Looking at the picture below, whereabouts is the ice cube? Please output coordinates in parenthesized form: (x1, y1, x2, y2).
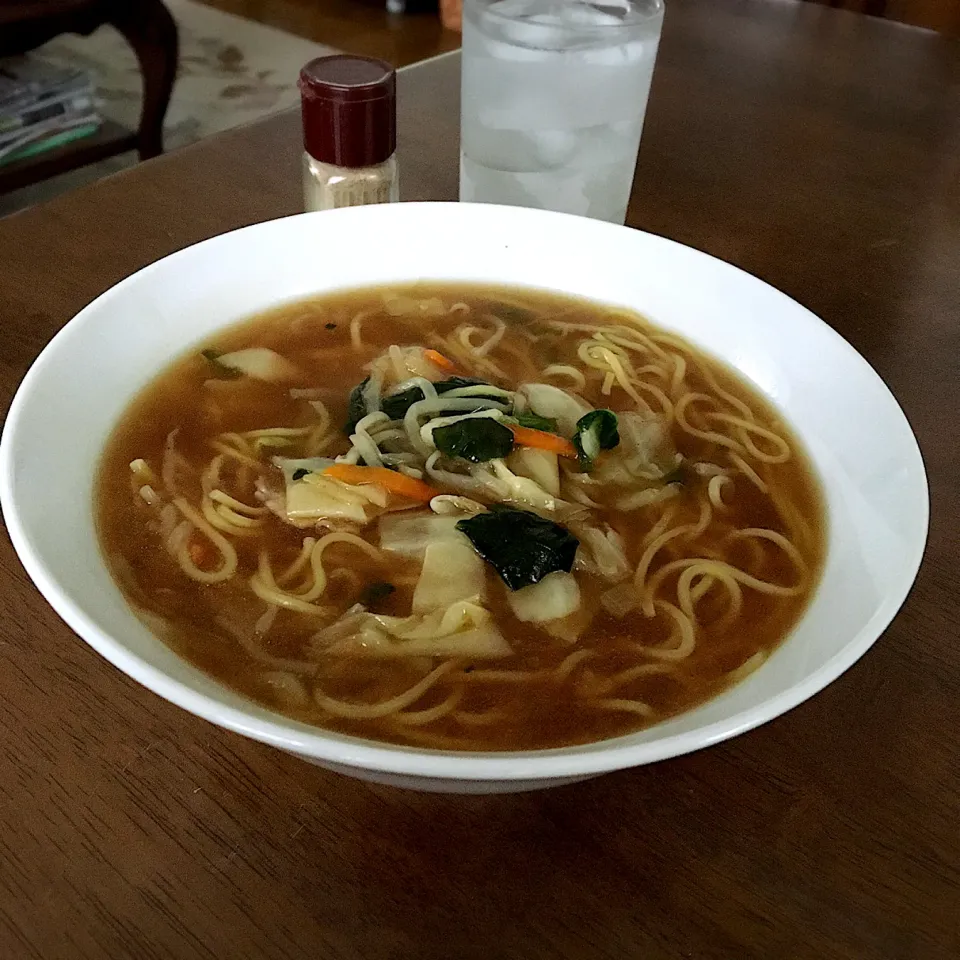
(531, 129, 579, 167)
(461, 123, 547, 172)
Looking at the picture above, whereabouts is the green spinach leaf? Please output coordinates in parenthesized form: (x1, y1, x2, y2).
(573, 409, 620, 469)
(380, 376, 499, 422)
(515, 411, 560, 433)
(344, 377, 370, 434)
(433, 418, 514, 463)
(456, 507, 580, 590)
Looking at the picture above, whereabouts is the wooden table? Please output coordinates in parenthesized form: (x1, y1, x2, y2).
(1, 2, 958, 957)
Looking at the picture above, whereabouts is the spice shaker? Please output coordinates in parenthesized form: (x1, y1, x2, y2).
(299, 55, 399, 211)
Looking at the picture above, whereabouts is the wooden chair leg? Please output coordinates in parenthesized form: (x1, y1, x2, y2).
(107, 0, 179, 160)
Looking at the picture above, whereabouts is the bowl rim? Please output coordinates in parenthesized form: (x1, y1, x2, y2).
(0, 203, 930, 782)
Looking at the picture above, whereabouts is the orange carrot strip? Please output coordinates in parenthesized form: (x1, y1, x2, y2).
(323, 463, 438, 502)
(424, 349, 458, 374)
(189, 538, 212, 568)
(509, 425, 578, 459)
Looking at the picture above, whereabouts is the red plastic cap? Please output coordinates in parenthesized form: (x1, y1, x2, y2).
(299, 55, 397, 168)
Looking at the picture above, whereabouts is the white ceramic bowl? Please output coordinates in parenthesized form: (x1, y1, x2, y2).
(0, 203, 928, 793)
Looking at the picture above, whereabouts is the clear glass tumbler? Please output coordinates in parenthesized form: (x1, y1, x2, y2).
(459, 0, 664, 224)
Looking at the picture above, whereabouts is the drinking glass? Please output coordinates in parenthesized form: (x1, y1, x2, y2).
(459, 0, 664, 224)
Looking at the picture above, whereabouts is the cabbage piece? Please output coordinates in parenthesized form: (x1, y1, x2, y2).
(329, 624, 510, 658)
(572, 523, 632, 583)
(320, 599, 511, 658)
(412, 537, 486, 613)
(519, 383, 591, 435)
(507, 447, 560, 497)
(489, 459, 561, 512)
(214, 348, 300, 382)
(542, 606, 592, 644)
(379, 512, 462, 557)
(285, 473, 384, 523)
(507, 571, 581, 623)
(617, 412, 679, 478)
(273, 457, 334, 483)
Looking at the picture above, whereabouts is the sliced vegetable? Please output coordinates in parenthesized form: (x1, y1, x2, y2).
(509, 424, 578, 459)
(344, 377, 371, 434)
(379, 513, 462, 556)
(456, 506, 579, 590)
(490, 460, 559, 512)
(328, 623, 511, 659)
(412, 538, 486, 613)
(323, 463, 438, 502)
(213, 348, 299, 382)
(433, 417, 514, 463)
(201, 348, 242, 379)
(520, 383, 591, 435)
(508, 447, 560, 498)
(515, 411, 559, 433)
(507, 571, 581, 623)
(424, 349, 458, 373)
(274, 456, 335, 484)
(573, 409, 620, 469)
(285, 473, 383, 523)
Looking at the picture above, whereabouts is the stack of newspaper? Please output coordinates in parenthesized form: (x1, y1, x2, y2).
(0, 57, 102, 167)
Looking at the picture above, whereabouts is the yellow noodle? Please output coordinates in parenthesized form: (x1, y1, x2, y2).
(633, 497, 711, 593)
(171, 497, 238, 584)
(249, 576, 335, 615)
(633, 600, 697, 661)
(580, 662, 674, 697)
(350, 309, 372, 351)
(585, 698, 655, 717)
(210, 439, 261, 468)
(674, 392, 751, 455)
(201, 498, 259, 537)
(459, 668, 546, 683)
(542, 364, 587, 389)
(726, 649, 768, 683)
(453, 708, 509, 727)
(277, 537, 318, 586)
(218, 431, 255, 455)
(729, 451, 768, 493)
(392, 689, 464, 726)
(708, 474, 733, 510)
(209, 489, 268, 516)
(642, 503, 678, 546)
(676, 563, 743, 626)
(669, 354, 687, 397)
(728, 528, 808, 580)
(314, 661, 456, 719)
(708, 413, 791, 464)
(553, 649, 598, 682)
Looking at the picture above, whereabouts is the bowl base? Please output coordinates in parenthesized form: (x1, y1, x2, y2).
(295, 753, 598, 793)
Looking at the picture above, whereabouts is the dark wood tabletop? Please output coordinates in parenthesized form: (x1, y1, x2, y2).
(1, 1, 958, 957)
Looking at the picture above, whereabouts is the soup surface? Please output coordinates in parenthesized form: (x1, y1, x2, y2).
(97, 284, 825, 751)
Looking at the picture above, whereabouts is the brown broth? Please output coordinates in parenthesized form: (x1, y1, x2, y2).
(97, 283, 826, 751)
